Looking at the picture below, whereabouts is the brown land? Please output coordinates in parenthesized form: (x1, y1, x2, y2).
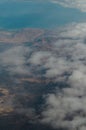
(0, 88, 14, 115)
(0, 28, 45, 43)
(21, 77, 54, 84)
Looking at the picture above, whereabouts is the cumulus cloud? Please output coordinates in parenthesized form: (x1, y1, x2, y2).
(0, 45, 31, 75)
(50, 0, 86, 12)
(29, 51, 51, 65)
(41, 71, 86, 129)
(2, 23, 86, 129)
(34, 23, 86, 130)
(41, 92, 86, 130)
(29, 23, 86, 80)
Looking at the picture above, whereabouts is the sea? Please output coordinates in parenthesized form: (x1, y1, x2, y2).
(0, 0, 86, 29)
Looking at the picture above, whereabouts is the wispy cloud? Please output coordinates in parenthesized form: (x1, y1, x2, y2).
(51, 0, 86, 12)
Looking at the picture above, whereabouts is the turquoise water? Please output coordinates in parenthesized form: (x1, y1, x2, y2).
(0, 1, 86, 29)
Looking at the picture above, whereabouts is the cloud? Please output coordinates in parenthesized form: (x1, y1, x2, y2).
(2, 23, 86, 129)
(29, 51, 51, 65)
(36, 23, 86, 130)
(29, 24, 86, 80)
(41, 68, 86, 129)
(50, 0, 86, 12)
(0, 45, 31, 75)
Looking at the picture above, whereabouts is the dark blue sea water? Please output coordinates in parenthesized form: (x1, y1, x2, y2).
(0, 1, 86, 29)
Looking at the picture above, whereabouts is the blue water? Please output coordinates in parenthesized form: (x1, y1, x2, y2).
(0, 1, 86, 29)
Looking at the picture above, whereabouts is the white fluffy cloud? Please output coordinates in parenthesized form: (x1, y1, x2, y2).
(0, 45, 31, 75)
(35, 23, 86, 130)
(51, 0, 86, 12)
(29, 23, 86, 81)
(2, 23, 86, 129)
